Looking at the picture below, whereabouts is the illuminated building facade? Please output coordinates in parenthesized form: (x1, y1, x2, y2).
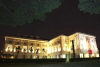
(2, 32, 99, 59)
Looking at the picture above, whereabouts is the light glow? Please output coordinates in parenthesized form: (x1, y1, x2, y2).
(84, 53, 89, 58)
(91, 54, 95, 57)
(63, 47, 67, 51)
(80, 53, 83, 58)
(5, 48, 8, 52)
(4, 32, 99, 59)
(54, 46, 57, 52)
(29, 50, 30, 53)
(38, 50, 40, 53)
(96, 54, 99, 57)
(10, 56, 14, 59)
(10, 49, 12, 52)
(21, 49, 23, 52)
(61, 54, 66, 58)
(58, 47, 61, 51)
(47, 47, 51, 54)
(67, 48, 71, 52)
(32, 50, 34, 53)
(14, 49, 16, 52)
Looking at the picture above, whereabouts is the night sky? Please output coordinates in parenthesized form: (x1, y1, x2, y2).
(0, 0, 100, 50)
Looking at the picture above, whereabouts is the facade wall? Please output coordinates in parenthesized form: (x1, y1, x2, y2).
(78, 33, 99, 58)
(2, 32, 99, 59)
(4, 37, 49, 59)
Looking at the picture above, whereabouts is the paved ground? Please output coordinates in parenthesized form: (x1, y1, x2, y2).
(0, 61, 100, 67)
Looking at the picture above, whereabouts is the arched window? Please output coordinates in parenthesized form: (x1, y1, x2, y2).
(7, 39, 13, 44)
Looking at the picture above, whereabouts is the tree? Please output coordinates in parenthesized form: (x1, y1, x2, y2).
(78, 0, 100, 14)
(0, 0, 61, 26)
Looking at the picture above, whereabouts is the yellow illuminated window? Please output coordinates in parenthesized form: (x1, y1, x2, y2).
(91, 54, 95, 57)
(67, 48, 71, 52)
(61, 54, 66, 58)
(14, 48, 16, 52)
(80, 53, 83, 58)
(58, 47, 61, 51)
(5, 48, 8, 52)
(84, 53, 89, 58)
(96, 54, 99, 57)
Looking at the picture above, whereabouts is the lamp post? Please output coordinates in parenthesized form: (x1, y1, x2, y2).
(66, 48, 71, 62)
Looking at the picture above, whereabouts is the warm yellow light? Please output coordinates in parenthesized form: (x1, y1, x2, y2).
(63, 47, 67, 51)
(25, 50, 27, 53)
(11, 56, 14, 59)
(21, 49, 23, 52)
(80, 40, 88, 50)
(61, 54, 66, 58)
(80, 53, 83, 58)
(84, 53, 89, 58)
(67, 48, 71, 52)
(47, 47, 52, 54)
(32, 50, 34, 53)
(54, 47, 57, 52)
(29, 50, 30, 53)
(91, 54, 95, 57)
(5, 48, 8, 52)
(21, 49, 27, 53)
(10, 49, 12, 52)
(58, 47, 61, 51)
(51, 47, 54, 53)
(39, 50, 40, 53)
(47, 51, 51, 54)
(5, 48, 12, 52)
(96, 54, 99, 57)
(14, 49, 16, 52)
(5, 33, 99, 59)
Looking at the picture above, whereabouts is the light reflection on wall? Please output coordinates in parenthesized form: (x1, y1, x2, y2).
(4, 32, 99, 59)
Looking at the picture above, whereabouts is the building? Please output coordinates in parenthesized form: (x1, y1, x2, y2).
(2, 32, 99, 59)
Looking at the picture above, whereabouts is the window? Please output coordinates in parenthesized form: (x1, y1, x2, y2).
(29, 47, 33, 53)
(84, 53, 89, 58)
(96, 54, 99, 57)
(80, 53, 84, 58)
(37, 44, 40, 46)
(23, 42, 27, 45)
(42, 48, 45, 52)
(8, 40, 13, 44)
(61, 54, 66, 58)
(36, 49, 40, 54)
(30, 43, 33, 46)
(22, 46, 27, 53)
(24, 49, 26, 52)
(16, 46, 21, 52)
(15, 41, 20, 45)
(58, 47, 61, 51)
(5, 45, 13, 52)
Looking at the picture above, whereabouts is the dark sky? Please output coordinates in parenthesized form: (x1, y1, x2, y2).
(0, 0, 100, 50)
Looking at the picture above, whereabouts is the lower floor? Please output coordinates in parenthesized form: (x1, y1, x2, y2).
(1, 52, 99, 59)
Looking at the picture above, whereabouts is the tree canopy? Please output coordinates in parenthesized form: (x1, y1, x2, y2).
(78, 0, 100, 14)
(0, 0, 100, 26)
(0, 0, 61, 26)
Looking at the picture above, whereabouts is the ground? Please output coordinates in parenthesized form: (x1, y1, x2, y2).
(0, 60, 100, 67)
